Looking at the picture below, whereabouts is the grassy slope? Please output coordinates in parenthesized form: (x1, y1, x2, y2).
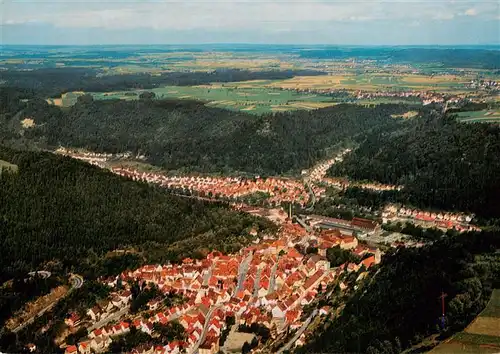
(432, 289, 500, 353)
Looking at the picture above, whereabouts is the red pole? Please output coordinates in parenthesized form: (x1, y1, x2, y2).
(439, 292, 448, 316)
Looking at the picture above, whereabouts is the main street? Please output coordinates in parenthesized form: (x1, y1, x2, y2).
(189, 304, 224, 354)
(87, 306, 130, 333)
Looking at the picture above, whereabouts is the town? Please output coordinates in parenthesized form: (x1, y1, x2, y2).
(61, 206, 382, 354)
(47, 148, 479, 354)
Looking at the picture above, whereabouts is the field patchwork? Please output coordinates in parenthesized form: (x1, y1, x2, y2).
(432, 289, 500, 353)
(52, 85, 337, 114)
(456, 110, 500, 123)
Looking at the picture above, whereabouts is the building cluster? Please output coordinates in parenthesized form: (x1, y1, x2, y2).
(112, 167, 324, 207)
(55, 147, 148, 168)
(354, 90, 449, 104)
(382, 204, 480, 232)
(64, 221, 382, 354)
(303, 214, 381, 236)
(467, 79, 498, 90)
(322, 177, 403, 192)
(305, 149, 351, 182)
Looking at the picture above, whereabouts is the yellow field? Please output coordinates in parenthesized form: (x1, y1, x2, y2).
(21, 118, 35, 128)
(466, 317, 500, 337)
(432, 290, 500, 353)
(259, 73, 472, 92)
(391, 111, 419, 119)
(287, 101, 337, 109)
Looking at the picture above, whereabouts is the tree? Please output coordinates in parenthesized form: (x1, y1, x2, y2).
(139, 91, 156, 100)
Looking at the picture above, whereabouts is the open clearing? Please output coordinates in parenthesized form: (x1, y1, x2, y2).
(391, 111, 419, 119)
(0, 159, 18, 173)
(431, 289, 500, 353)
(456, 110, 500, 123)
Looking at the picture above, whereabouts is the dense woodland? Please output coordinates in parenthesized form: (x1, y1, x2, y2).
(328, 114, 500, 218)
(0, 89, 410, 175)
(300, 230, 500, 354)
(0, 148, 274, 283)
(0, 68, 323, 97)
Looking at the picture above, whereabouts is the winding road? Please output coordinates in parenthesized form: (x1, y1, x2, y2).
(12, 273, 84, 333)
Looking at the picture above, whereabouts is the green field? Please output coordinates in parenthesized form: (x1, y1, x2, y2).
(0, 159, 18, 173)
(432, 289, 500, 353)
(91, 85, 337, 114)
(456, 110, 500, 123)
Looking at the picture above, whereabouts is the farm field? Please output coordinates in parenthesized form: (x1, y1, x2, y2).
(431, 289, 500, 353)
(62, 86, 337, 114)
(46, 91, 86, 106)
(222, 73, 474, 93)
(456, 110, 500, 123)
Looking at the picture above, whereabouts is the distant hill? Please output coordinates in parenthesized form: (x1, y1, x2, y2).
(298, 47, 500, 69)
(327, 114, 500, 219)
(0, 89, 410, 175)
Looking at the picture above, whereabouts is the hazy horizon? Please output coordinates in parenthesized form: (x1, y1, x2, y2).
(1, 0, 499, 46)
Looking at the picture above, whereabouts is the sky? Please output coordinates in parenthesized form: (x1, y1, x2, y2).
(0, 0, 499, 45)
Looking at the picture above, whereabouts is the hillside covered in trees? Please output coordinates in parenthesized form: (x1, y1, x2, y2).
(0, 89, 410, 175)
(0, 148, 274, 283)
(300, 230, 500, 354)
(0, 68, 323, 97)
(328, 114, 500, 218)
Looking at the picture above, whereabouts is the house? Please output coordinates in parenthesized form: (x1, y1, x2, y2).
(120, 290, 133, 303)
(65, 345, 78, 354)
(319, 306, 331, 316)
(90, 337, 110, 352)
(271, 303, 287, 318)
(295, 333, 307, 347)
(148, 299, 160, 311)
(65, 312, 81, 327)
(86, 306, 102, 322)
(351, 218, 380, 233)
(339, 235, 358, 250)
(78, 341, 91, 354)
(199, 336, 219, 354)
(97, 299, 114, 314)
(132, 343, 154, 354)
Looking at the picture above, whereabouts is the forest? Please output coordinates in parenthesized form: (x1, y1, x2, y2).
(300, 230, 500, 354)
(0, 147, 275, 334)
(0, 146, 274, 282)
(328, 114, 500, 219)
(0, 68, 323, 97)
(0, 89, 410, 175)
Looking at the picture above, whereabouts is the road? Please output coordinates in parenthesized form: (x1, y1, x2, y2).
(236, 253, 252, 294)
(268, 261, 279, 294)
(253, 267, 262, 297)
(276, 309, 318, 354)
(87, 306, 130, 333)
(304, 179, 316, 211)
(12, 273, 84, 333)
(189, 304, 224, 354)
(28, 271, 52, 279)
(69, 274, 84, 289)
